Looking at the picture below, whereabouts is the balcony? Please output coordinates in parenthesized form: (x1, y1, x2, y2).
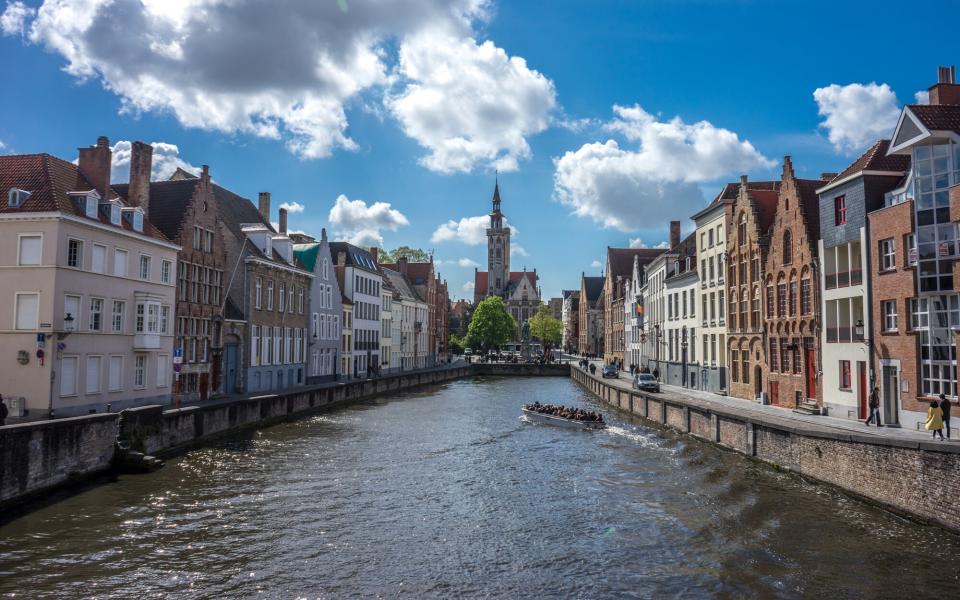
(134, 333, 161, 350)
(825, 326, 866, 343)
(825, 269, 863, 290)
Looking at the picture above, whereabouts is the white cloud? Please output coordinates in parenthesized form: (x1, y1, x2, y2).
(553, 104, 774, 232)
(279, 201, 305, 214)
(431, 214, 522, 246)
(0, 1, 34, 36)
(387, 28, 555, 173)
(629, 238, 669, 249)
(457, 257, 480, 267)
(590, 260, 603, 268)
(328, 194, 409, 247)
(813, 82, 901, 153)
(512, 243, 528, 257)
(914, 90, 930, 105)
(109, 140, 200, 183)
(8, 0, 502, 161)
(463, 281, 475, 292)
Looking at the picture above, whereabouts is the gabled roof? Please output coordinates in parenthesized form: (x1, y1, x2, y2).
(582, 276, 604, 302)
(796, 178, 825, 243)
(665, 232, 698, 282)
(4, 153, 169, 241)
(113, 178, 198, 241)
(909, 104, 960, 133)
(330, 242, 380, 274)
(382, 267, 423, 303)
(750, 188, 781, 233)
(473, 270, 536, 295)
(606, 247, 663, 279)
(818, 140, 911, 194)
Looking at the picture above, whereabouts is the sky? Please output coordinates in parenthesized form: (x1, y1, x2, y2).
(1, 0, 957, 300)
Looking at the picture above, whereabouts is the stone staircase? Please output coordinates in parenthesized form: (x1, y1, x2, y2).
(792, 399, 821, 416)
(113, 412, 164, 474)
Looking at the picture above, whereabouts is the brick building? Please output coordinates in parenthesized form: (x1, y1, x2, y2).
(578, 273, 604, 355)
(379, 256, 448, 366)
(114, 150, 226, 402)
(603, 246, 663, 365)
(761, 158, 830, 411)
(562, 290, 579, 354)
(726, 176, 780, 401)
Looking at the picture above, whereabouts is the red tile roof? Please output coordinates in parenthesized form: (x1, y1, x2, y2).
(827, 140, 911, 185)
(473, 270, 537, 296)
(1, 153, 169, 241)
(606, 247, 663, 279)
(908, 104, 960, 133)
(751, 188, 781, 233)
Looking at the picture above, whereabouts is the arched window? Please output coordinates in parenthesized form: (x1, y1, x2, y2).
(783, 230, 793, 265)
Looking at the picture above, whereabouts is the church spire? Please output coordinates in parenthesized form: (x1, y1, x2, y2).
(492, 172, 501, 213)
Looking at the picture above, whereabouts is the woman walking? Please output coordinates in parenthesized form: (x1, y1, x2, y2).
(926, 400, 945, 441)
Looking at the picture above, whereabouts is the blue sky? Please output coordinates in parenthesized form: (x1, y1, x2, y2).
(1, 0, 956, 300)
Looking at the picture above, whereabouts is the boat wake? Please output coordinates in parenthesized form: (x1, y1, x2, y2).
(603, 425, 661, 447)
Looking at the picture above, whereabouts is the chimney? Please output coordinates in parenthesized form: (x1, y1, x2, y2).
(78, 136, 112, 200)
(928, 65, 960, 105)
(782, 155, 794, 178)
(370, 247, 379, 264)
(278, 207, 288, 234)
(398, 256, 409, 275)
(669, 220, 681, 249)
(128, 141, 153, 218)
(258, 192, 271, 223)
(337, 251, 346, 267)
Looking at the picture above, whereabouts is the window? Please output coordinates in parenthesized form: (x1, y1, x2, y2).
(782, 230, 792, 265)
(134, 355, 146, 389)
(740, 289, 747, 330)
(741, 350, 750, 384)
(86, 356, 101, 394)
(114, 249, 128, 277)
(298, 288, 305, 314)
(312, 313, 319, 338)
(789, 281, 797, 317)
(15, 292, 39, 330)
(792, 337, 801, 374)
(267, 281, 274, 310)
(839, 360, 851, 389)
(800, 279, 811, 315)
(90, 243, 106, 273)
(157, 355, 169, 387)
(18, 234, 42, 266)
(205, 230, 214, 253)
(160, 305, 170, 335)
(738, 214, 746, 246)
(8, 187, 30, 208)
(255, 277, 262, 309)
(60, 355, 78, 396)
(323, 258, 329, 280)
(731, 350, 739, 382)
(89, 298, 103, 332)
(108, 355, 123, 391)
(910, 298, 929, 330)
(278, 284, 286, 312)
(161, 260, 173, 284)
(708, 228, 715, 247)
(136, 302, 160, 334)
(193, 226, 202, 250)
(834, 195, 847, 225)
(107, 300, 123, 333)
(770, 337, 779, 372)
(139, 255, 151, 280)
(882, 300, 898, 332)
(880, 239, 895, 271)
(67, 239, 83, 268)
(766, 285, 774, 318)
(751, 288, 760, 328)
(777, 283, 786, 318)
(252, 325, 261, 366)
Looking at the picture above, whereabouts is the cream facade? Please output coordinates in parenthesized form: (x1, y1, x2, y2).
(693, 199, 729, 393)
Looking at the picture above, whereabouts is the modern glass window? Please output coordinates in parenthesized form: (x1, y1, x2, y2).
(114, 248, 128, 277)
(880, 238, 896, 271)
(15, 292, 39, 330)
(91, 244, 106, 273)
(67, 239, 83, 268)
(834, 195, 847, 225)
(18, 234, 42, 266)
(882, 300, 898, 332)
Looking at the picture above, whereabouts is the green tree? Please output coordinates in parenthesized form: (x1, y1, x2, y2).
(380, 246, 430, 263)
(465, 296, 516, 352)
(528, 303, 563, 349)
(448, 333, 465, 355)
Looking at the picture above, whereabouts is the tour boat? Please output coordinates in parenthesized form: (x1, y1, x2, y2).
(521, 408, 606, 430)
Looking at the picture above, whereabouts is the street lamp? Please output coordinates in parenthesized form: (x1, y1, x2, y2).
(854, 319, 865, 339)
(681, 325, 688, 388)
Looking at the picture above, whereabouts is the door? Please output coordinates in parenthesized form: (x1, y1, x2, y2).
(199, 372, 209, 401)
(224, 343, 237, 395)
(857, 361, 867, 419)
(882, 366, 900, 426)
(804, 340, 816, 400)
(770, 381, 779, 406)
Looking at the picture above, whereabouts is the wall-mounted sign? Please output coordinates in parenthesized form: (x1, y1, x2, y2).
(40, 323, 52, 329)
(16, 350, 29, 365)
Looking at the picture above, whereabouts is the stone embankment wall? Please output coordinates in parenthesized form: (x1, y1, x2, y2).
(0, 365, 469, 512)
(470, 363, 570, 377)
(571, 367, 960, 533)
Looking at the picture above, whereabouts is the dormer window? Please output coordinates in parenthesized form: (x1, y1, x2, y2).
(133, 211, 143, 232)
(121, 207, 145, 233)
(86, 195, 98, 219)
(8, 188, 30, 208)
(111, 204, 121, 226)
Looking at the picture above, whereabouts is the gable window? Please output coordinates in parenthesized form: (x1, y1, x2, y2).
(834, 195, 847, 226)
(85, 195, 98, 219)
(132, 211, 143, 232)
(800, 279, 812, 315)
(880, 238, 896, 271)
(67, 239, 83, 268)
(738, 215, 746, 247)
(782, 230, 793, 265)
(18, 234, 42, 266)
(323, 258, 329, 280)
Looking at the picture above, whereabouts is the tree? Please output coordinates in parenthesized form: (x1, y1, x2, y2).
(448, 333, 465, 355)
(528, 303, 563, 349)
(380, 246, 430, 263)
(465, 296, 516, 352)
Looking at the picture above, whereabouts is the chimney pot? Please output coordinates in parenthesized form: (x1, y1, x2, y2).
(928, 65, 960, 105)
(128, 141, 153, 219)
(258, 192, 271, 223)
(278, 207, 288, 234)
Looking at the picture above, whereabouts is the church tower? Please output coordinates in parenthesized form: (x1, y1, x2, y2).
(486, 178, 511, 297)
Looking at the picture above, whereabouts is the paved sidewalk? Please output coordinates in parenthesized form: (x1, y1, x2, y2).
(580, 359, 956, 445)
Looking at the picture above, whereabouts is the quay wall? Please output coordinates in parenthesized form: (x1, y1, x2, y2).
(0, 365, 469, 512)
(570, 366, 960, 533)
(470, 363, 570, 377)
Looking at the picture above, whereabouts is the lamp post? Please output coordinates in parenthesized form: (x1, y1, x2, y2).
(681, 325, 688, 388)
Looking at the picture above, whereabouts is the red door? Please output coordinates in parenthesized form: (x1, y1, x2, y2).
(804, 342, 816, 400)
(857, 361, 867, 419)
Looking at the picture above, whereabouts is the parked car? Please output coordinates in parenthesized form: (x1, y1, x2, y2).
(601, 365, 619, 379)
(633, 373, 660, 393)
(464, 348, 473, 356)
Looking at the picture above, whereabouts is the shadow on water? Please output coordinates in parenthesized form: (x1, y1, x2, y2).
(1, 376, 959, 599)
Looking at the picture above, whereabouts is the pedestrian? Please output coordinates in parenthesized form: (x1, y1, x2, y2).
(926, 400, 945, 441)
(864, 386, 882, 427)
(0, 394, 7, 426)
(652, 366, 660, 382)
(939, 394, 952, 440)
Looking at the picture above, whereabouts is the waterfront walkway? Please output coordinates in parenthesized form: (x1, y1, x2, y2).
(582, 359, 957, 446)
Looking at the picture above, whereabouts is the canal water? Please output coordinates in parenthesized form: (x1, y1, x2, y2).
(2, 377, 959, 599)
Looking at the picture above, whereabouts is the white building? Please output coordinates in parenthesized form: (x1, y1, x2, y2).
(662, 233, 700, 388)
(330, 242, 382, 378)
(692, 190, 732, 393)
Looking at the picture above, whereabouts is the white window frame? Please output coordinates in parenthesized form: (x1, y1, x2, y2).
(139, 254, 152, 281)
(67, 238, 84, 269)
(882, 300, 898, 332)
(60, 354, 79, 397)
(14, 292, 40, 330)
(161, 259, 173, 284)
(267, 281, 274, 310)
(252, 325, 261, 367)
(17, 233, 43, 266)
(114, 248, 128, 277)
(880, 238, 896, 271)
(134, 354, 146, 389)
(91, 243, 107, 274)
(85, 355, 102, 394)
(108, 354, 124, 392)
(157, 354, 169, 387)
(111, 300, 125, 333)
(89, 297, 104, 332)
(255, 277, 262, 309)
